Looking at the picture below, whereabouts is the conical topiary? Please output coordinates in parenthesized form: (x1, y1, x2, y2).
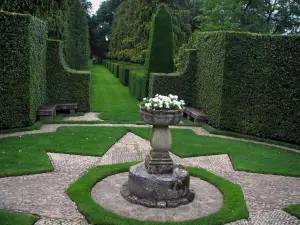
(145, 4, 175, 92)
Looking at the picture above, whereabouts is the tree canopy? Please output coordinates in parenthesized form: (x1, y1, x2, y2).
(193, 0, 300, 34)
(106, 0, 192, 63)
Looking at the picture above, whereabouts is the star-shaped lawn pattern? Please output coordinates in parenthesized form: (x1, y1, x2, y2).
(0, 132, 299, 225)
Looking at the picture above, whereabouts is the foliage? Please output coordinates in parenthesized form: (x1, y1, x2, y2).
(193, 0, 300, 34)
(284, 204, 300, 219)
(144, 4, 175, 97)
(65, 0, 90, 70)
(0, 210, 38, 225)
(91, 65, 142, 121)
(89, 0, 122, 60)
(149, 49, 197, 104)
(68, 162, 248, 225)
(107, 0, 191, 63)
(46, 39, 91, 112)
(105, 60, 147, 101)
(186, 31, 300, 145)
(0, 0, 69, 39)
(0, 12, 47, 129)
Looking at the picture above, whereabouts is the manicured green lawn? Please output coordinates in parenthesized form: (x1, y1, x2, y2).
(0, 127, 128, 177)
(0, 141, 53, 177)
(0, 210, 38, 225)
(1, 127, 300, 177)
(130, 128, 300, 177)
(284, 204, 300, 219)
(67, 162, 248, 225)
(91, 65, 142, 121)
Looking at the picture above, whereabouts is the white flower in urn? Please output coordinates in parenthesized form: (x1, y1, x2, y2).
(140, 94, 185, 111)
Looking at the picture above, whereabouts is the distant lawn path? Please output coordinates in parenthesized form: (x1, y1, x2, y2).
(91, 65, 141, 122)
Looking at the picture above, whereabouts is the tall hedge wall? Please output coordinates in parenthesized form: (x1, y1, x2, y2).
(188, 32, 227, 125)
(188, 31, 300, 144)
(65, 0, 90, 70)
(0, 12, 47, 129)
(149, 49, 197, 105)
(46, 39, 91, 112)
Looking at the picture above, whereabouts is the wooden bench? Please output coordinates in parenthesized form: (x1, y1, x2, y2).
(38, 103, 77, 120)
(183, 107, 208, 123)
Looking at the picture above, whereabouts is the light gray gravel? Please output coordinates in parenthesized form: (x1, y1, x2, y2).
(63, 112, 102, 121)
(0, 131, 299, 225)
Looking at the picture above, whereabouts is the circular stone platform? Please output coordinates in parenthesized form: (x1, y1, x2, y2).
(91, 172, 224, 222)
(122, 162, 195, 208)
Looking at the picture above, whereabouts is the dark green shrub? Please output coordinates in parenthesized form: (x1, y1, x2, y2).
(119, 67, 130, 86)
(149, 49, 197, 105)
(0, 12, 47, 129)
(188, 31, 300, 144)
(65, 0, 90, 70)
(105, 60, 146, 100)
(113, 64, 119, 78)
(46, 39, 91, 112)
(144, 4, 175, 87)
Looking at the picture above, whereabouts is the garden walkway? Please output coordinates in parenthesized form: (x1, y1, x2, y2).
(0, 127, 299, 225)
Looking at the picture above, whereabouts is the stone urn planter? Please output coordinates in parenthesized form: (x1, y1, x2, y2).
(140, 108, 183, 174)
(120, 96, 195, 208)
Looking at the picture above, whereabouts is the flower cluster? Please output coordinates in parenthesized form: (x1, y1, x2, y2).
(140, 94, 185, 110)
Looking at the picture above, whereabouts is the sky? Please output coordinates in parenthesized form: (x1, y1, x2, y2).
(90, 0, 105, 15)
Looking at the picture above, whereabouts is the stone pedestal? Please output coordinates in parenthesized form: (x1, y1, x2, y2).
(120, 108, 195, 208)
(121, 163, 195, 208)
(145, 125, 173, 174)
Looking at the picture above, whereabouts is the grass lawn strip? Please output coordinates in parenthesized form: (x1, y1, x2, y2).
(0, 146, 53, 177)
(1, 127, 300, 177)
(91, 65, 141, 122)
(284, 204, 300, 219)
(0, 127, 128, 177)
(67, 162, 248, 225)
(200, 123, 300, 151)
(129, 128, 300, 177)
(0, 210, 38, 225)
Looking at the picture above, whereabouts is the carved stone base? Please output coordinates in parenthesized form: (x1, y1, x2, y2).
(121, 162, 195, 208)
(145, 150, 173, 174)
(121, 182, 195, 208)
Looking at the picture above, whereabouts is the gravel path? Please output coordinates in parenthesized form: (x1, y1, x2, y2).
(63, 112, 102, 121)
(0, 131, 299, 224)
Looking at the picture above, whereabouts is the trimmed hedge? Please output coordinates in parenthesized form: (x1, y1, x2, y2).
(65, 0, 90, 70)
(0, 11, 47, 129)
(46, 39, 91, 112)
(149, 49, 197, 105)
(144, 4, 175, 96)
(104, 60, 147, 101)
(187, 31, 300, 145)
